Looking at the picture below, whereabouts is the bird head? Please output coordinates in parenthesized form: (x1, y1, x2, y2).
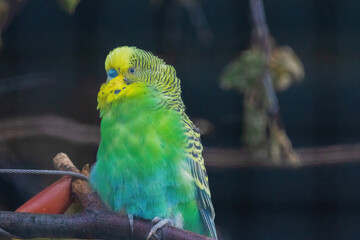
(97, 46, 182, 112)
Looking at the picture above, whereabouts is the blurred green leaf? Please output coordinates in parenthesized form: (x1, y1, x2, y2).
(57, 0, 81, 14)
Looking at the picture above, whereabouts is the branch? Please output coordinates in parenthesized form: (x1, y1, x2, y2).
(204, 143, 360, 168)
(248, 0, 300, 165)
(0, 210, 210, 240)
(53, 152, 104, 211)
(1, 116, 360, 167)
(250, 0, 278, 115)
(0, 115, 99, 143)
(0, 153, 212, 239)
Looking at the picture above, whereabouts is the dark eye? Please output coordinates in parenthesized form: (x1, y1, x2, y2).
(107, 68, 118, 80)
(128, 67, 136, 74)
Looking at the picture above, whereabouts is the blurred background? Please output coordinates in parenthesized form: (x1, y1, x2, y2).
(1, 0, 360, 239)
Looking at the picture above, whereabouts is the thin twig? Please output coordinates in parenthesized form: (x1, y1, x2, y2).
(53, 152, 104, 211)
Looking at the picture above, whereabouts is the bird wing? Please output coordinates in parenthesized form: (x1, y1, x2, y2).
(183, 114, 217, 239)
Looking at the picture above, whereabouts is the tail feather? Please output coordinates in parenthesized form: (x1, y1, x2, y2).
(199, 208, 218, 239)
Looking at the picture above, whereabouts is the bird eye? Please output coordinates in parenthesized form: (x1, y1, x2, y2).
(107, 68, 118, 80)
(128, 67, 136, 74)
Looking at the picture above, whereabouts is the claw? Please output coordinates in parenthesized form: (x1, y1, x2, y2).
(151, 217, 162, 224)
(146, 218, 173, 240)
(128, 214, 134, 235)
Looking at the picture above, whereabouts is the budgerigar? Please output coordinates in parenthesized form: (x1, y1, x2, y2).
(89, 46, 217, 239)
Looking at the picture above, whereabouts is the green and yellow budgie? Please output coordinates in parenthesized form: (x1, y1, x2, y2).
(89, 46, 217, 239)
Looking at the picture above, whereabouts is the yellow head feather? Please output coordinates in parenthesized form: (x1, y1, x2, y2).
(105, 46, 134, 73)
(99, 46, 184, 114)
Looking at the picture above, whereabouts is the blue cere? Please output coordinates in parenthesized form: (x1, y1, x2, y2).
(107, 68, 118, 80)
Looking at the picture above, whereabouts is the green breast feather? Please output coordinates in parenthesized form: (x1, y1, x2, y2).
(89, 46, 217, 239)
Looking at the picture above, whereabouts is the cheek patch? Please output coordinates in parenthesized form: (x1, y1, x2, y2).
(114, 89, 121, 94)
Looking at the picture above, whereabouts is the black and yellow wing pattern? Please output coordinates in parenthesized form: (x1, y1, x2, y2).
(183, 114, 217, 239)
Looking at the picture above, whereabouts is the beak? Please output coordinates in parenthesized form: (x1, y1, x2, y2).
(107, 73, 122, 83)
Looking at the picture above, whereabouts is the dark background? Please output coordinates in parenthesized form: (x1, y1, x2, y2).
(1, 0, 360, 239)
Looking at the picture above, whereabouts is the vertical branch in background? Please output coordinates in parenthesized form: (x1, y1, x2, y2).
(182, 0, 213, 46)
(220, 0, 304, 166)
(249, 0, 299, 165)
(250, 0, 278, 115)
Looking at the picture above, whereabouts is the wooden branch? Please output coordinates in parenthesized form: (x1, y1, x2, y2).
(53, 152, 104, 210)
(250, 0, 278, 114)
(0, 153, 212, 239)
(0, 210, 210, 240)
(0, 115, 99, 144)
(248, 0, 300, 165)
(1, 115, 360, 167)
(204, 143, 360, 168)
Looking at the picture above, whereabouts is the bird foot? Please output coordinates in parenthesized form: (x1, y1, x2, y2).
(128, 214, 134, 235)
(146, 217, 173, 240)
